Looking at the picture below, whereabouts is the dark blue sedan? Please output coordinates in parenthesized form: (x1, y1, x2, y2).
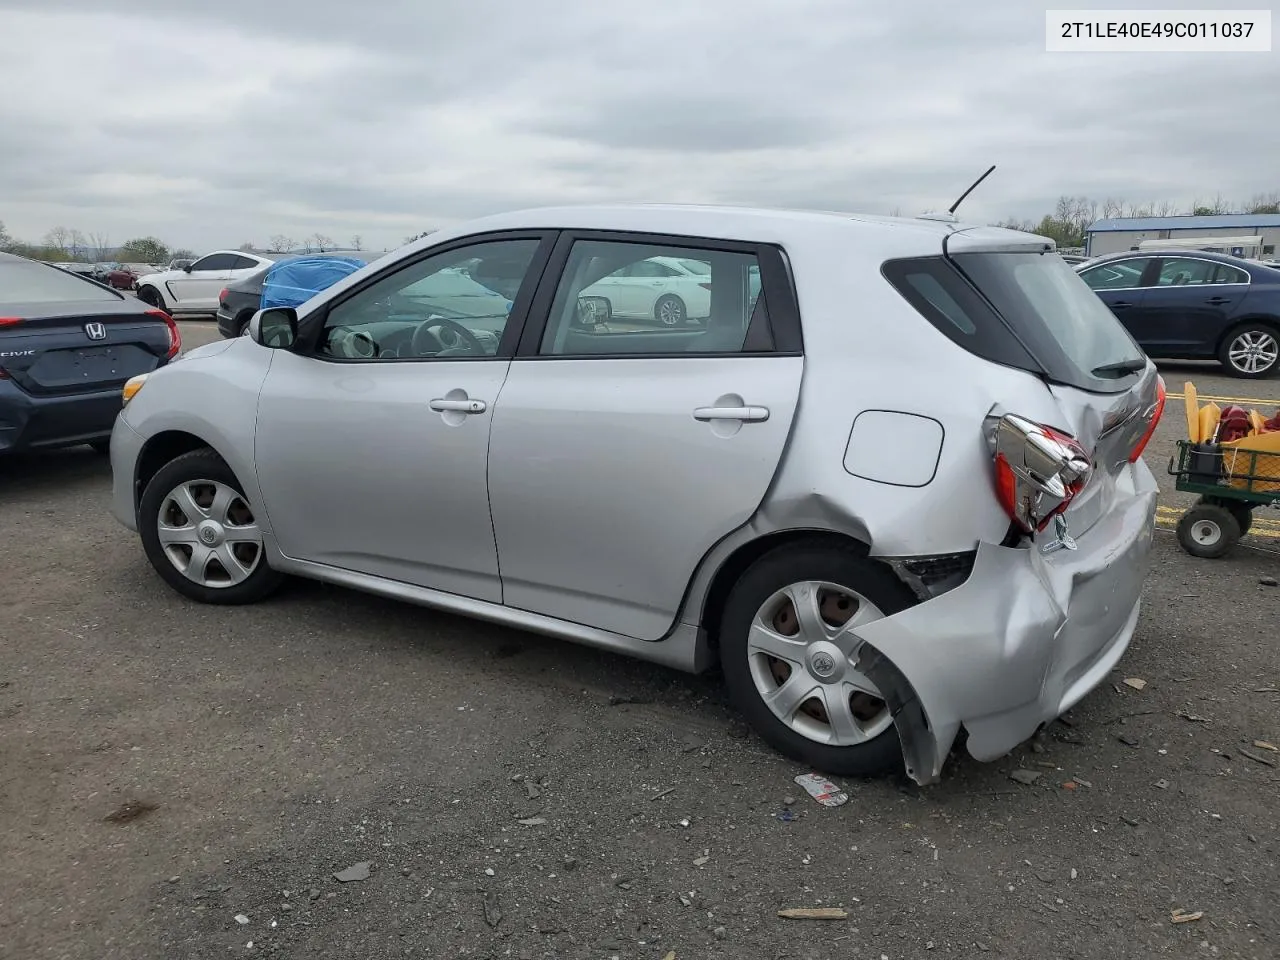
(1077, 250, 1280, 378)
(1, 253, 180, 454)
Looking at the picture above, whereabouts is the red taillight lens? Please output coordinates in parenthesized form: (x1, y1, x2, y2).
(146, 309, 181, 359)
(0, 316, 23, 327)
(218, 288, 229, 304)
(1127, 376, 1166, 463)
(698, 282, 713, 291)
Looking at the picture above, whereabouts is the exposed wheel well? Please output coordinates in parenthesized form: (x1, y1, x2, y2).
(134, 431, 219, 508)
(698, 529, 873, 648)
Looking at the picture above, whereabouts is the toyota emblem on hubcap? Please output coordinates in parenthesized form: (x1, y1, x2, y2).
(811, 652, 836, 677)
(200, 528, 217, 544)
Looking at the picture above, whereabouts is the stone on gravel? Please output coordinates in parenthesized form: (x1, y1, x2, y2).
(1009, 769, 1042, 785)
(1259, 577, 1277, 587)
(234, 914, 250, 925)
(333, 861, 372, 883)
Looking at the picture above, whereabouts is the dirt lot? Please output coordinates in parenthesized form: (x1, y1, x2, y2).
(2, 325, 1278, 960)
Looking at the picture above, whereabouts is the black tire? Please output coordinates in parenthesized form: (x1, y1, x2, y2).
(236, 311, 256, 336)
(138, 448, 285, 604)
(1216, 323, 1280, 379)
(654, 294, 686, 326)
(1176, 503, 1240, 559)
(87, 439, 111, 455)
(137, 286, 167, 313)
(1225, 503, 1253, 536)
(718, 542, 918, 778)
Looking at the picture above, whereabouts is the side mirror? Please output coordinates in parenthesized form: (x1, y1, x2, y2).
(182, 263, 194, 272)
(250, 307, 298, 349)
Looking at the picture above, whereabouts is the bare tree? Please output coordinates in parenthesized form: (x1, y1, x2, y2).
(1102, 197, 1126, 219)
(350, 234, 363, 250)
(267, 234, 295, 253)
(87, 231, 112, 260)
(1153, 200, 1180, 217)
(307, 233, 334, 251)
(237, 242, 256, 252)
(44, 226, 72, 257)
(1247, 191, 1280, 214)
(67, 229, 88, 259)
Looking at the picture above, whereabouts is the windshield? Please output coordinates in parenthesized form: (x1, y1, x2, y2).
(950, 251, 1146, 393)
(1, 259, 120, 303)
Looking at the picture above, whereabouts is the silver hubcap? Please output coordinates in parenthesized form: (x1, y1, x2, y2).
(1228, 331, 1279, 374)
(658, 299, 682, 325)
(1189, 519, 1222, 547)
(157, 480, 263, 587)
(748, 581, 892, 746)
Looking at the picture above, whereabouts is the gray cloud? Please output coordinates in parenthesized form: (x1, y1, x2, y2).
(0, 0, 1276, 252)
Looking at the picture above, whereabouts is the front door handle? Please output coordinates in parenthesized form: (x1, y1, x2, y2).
(1205, 297, 1232, 305)
(429, 398, 487, 414)
(694, 405, 770, 422)
(1111, 301, 1134, 309)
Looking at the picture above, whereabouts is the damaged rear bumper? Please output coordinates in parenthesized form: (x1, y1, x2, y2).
(855, 464, 1158, 785)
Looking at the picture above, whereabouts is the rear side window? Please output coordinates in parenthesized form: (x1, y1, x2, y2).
(881, 257, 1039, 373)
(951, 252, 1146, 393)
(0, 260, 119, 303)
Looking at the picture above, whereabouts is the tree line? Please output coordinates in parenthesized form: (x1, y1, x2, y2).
(994, 192, 1280, 249)
(0, 221, 371, 265)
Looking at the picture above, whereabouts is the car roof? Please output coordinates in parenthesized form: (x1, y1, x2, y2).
(416, 203, 1044, 255)
(1087, 249, 1256, 267)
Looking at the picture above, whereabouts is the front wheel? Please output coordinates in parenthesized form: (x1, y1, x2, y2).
(137, 286, 167, 312)
(1176, 503, 1240, 559)
(138, 449, 285, 604)
(718, 543, 918, 777)
(1218, 325, 1279, 378)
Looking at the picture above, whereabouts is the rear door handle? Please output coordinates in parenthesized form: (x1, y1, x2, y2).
(694, 405, 770, 422)
(1205, 297, 1232, 305)
(429, 398, 487, 414)
(1111, 301, 1134, 309)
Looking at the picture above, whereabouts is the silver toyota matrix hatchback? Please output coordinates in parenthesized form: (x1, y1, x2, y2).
(109, 205, 1164, 784)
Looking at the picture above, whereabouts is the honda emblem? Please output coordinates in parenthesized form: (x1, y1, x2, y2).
(84, 322, 107, 341)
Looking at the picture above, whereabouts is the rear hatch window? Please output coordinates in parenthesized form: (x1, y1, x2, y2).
(1, 260, 121, 303)
(882, 250, 1146, 394)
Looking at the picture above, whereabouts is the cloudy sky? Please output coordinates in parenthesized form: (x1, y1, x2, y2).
(0, 0, 1276, 253)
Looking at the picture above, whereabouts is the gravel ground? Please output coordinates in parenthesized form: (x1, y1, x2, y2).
(2, 327, 1278, 960)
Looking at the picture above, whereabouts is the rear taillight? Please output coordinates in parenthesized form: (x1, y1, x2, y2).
(698, 282, 712, 291)
(146, 309, 181, 359)
(0, 316, 23, 327)
(1127, 376, 1166, 463)
(992, 414, 1092, 535)
(218, 288, 229, 305)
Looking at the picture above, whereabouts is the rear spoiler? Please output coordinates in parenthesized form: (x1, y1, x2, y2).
(945, 226, 1055, 256)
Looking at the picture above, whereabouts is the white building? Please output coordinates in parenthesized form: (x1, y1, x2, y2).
(1084, 213, 1280, 259)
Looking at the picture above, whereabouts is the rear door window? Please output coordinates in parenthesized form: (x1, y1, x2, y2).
(1079, 258, 1147, 290)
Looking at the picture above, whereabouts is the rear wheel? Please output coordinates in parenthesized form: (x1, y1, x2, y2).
(654, 294, 686, 326)
(718, 543, 917, 777)
(1176, 503, 1240, 559)
(138, 449, 285, 604)
(1217, 324, 1279, 378)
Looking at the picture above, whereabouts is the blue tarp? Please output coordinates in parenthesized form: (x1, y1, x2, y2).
(261, 256, 366, 311)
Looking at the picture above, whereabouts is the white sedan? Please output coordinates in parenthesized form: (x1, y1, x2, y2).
(582, 255, 712, 325)
(136, 250, 278, 315)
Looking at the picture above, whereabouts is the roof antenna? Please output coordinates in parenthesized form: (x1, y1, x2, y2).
(948, 164, 997, 216)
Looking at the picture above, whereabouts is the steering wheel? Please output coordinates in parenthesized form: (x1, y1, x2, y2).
(411, 316, 486, 357)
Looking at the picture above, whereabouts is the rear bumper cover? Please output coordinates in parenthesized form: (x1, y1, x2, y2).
(856, 461, 1158, 785)
(0, 379, 124, 453)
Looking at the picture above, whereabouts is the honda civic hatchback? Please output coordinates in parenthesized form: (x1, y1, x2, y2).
(108, 205, 1163, 784)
